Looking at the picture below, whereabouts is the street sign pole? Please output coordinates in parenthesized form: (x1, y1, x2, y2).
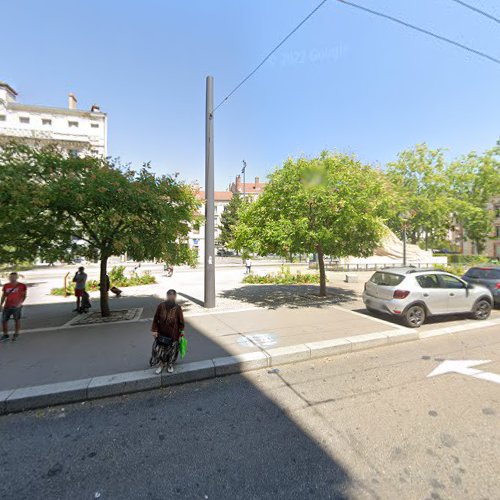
(204, 76, 216, 308)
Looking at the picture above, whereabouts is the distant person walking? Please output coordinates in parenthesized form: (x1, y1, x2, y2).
(72, 266, 87, 313)
(245, 258, 252, 274)
(100, 274, 122, 297)
(1, 272, 27, 341)
(150, 289, 185, 374)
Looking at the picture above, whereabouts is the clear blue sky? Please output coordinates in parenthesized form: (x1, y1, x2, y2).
(3, 0, 499, 189)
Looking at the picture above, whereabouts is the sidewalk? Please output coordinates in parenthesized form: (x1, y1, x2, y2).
(0, 299, 402, 391)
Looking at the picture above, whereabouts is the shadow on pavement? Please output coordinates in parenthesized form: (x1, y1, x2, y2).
(220, 284, 357, 310)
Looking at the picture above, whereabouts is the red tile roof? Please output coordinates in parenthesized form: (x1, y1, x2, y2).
(196, 191, 233, 201)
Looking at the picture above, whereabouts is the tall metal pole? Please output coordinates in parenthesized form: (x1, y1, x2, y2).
(403, 224, 407, 267)
(204, 76, 215, 308)
(242, 160, 246, 201)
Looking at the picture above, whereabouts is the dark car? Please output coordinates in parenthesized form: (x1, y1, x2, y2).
(462, 266, 500, 306)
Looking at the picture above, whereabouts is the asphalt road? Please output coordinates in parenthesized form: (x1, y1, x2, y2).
(1, 324, 499, 499)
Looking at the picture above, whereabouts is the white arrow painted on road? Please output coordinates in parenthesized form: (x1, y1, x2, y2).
(428, 359, 500, 385)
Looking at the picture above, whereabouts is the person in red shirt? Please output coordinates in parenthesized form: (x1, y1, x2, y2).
(1, 272, 27, 341)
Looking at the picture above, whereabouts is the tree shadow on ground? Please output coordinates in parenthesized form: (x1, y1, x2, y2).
(220, 284, 357, 310)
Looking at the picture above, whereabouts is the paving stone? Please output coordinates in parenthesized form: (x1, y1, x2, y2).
(306, 338, 352, 359)
(162, 360, 216, 386)
(213, 352, 269, 376)
(345, 332, 389, 351)
(0, 390, 14, 415)
(265, 344, 311, 366)
(87, 370, 161, 399)
(5, 379, 91, 413)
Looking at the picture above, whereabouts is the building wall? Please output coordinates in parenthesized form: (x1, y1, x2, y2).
(461, 196, 500, 258)
(0, 83, 107, 156)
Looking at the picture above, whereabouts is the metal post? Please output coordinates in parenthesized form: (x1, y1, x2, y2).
(242, 160, 246, 201)
(204, 76, 215, 308)
(403, 224, 407, 267)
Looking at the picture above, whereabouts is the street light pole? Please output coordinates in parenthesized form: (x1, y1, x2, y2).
(204, 76, 215, 308)
(242, 160, 246, 201)
(403, 223, 407, 267)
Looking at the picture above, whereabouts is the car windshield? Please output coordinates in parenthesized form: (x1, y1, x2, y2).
(370, 272, 405, 286)
(465, 268, 500, 280)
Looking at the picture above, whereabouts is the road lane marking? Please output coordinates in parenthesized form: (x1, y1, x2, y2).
(428, 359, 500, 385)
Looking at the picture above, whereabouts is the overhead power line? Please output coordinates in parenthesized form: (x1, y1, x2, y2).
(213, 0, 328, 112)
(449, 0, 500, 25)
(337, 0, 500, 66)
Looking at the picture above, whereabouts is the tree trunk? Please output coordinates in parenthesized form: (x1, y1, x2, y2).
(100, 254, 110, 317)
(425, 231, 429, 251)
(317, 244, 326, 297)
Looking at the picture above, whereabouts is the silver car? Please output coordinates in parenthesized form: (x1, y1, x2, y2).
(362, 267, 493, 328)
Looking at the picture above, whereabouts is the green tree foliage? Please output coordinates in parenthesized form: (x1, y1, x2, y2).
(218, 192, 243, 249)
(233, 152, 391, 296)
(0, 143, 199, 315)
(386, 144, 452, 248)
(448, 143, 500, 253)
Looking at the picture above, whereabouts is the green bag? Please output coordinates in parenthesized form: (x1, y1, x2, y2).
(179, 336, 188, 359)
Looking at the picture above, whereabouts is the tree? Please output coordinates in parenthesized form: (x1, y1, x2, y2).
(218, 192, 243, 249)
(386, 143, 453, 249)
(0, 144, 199, 316)
(233, 151, 391, 296)
(448, 142, 500, 253)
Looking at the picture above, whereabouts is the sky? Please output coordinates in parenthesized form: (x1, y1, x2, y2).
(2, 0, 499, 189)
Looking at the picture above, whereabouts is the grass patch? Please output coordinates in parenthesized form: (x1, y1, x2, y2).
(243, 265, 322, 285)
(50, 265, 156, 295)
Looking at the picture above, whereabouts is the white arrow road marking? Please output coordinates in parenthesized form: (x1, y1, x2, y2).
(428, 359, 500, 384)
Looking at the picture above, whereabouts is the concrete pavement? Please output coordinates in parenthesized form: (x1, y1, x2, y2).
(1, 324, 499, 499)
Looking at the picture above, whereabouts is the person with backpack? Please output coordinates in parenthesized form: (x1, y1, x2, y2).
(1, 272, 27, 341)
(150, 289, 185, 374)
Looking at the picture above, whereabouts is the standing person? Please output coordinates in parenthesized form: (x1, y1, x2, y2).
(245, 257, 252, 274)
(72, 266, 87, 313)
(1, 272, 27, 341)
(150, 289, 185, 374)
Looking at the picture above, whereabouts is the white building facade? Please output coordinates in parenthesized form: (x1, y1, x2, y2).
(0, 81, 107, 156)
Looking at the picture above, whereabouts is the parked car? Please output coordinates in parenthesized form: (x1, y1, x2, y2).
(462, 266, 500, 306)
(362, 267, 493, 328)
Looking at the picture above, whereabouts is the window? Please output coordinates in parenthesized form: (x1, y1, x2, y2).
(19, 117, 30, 124)
(369, 272, 405, 286)
(416, 274, 440, 288)
(495, 205, 500, 218)
(42, 118, 52, 126)
(0, 115, 6, 121)
(68, 149, 79, 157)
(91, 123, 99, 128)
(68, 121, 79, 128)
(496, 226, 500, 238)
(439, 275, 465, 289)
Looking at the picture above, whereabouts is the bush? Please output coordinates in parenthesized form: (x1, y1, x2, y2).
(242, 265, 322, 285)
(50, 266, 157, 295)
(433, 264, 465, 276)
(447, 254, 490, 265)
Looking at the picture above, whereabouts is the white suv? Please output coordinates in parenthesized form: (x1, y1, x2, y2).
(362, 268, 493, 328)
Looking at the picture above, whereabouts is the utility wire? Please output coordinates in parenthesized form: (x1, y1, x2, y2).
(213, 0, 328, 112)
(337, 0, 500, 65)
(449, 0, 500, 25)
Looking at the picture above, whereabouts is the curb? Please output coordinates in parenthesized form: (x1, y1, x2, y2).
(0, 328, 415, 415)
(1, 318, 499, 415)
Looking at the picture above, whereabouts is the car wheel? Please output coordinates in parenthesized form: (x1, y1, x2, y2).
(403, 304, 426, 328)
(471, 299, 492, 320)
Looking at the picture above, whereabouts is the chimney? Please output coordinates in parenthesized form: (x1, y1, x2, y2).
(68, 93, 77, 110)
(235, 175, 241, 191)
(90, 104, 100, 112)
(255, 176, 260, 186)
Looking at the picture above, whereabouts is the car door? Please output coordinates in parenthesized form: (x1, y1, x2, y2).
(415, 274, 449, 314)
(437, 274, 470, 313)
